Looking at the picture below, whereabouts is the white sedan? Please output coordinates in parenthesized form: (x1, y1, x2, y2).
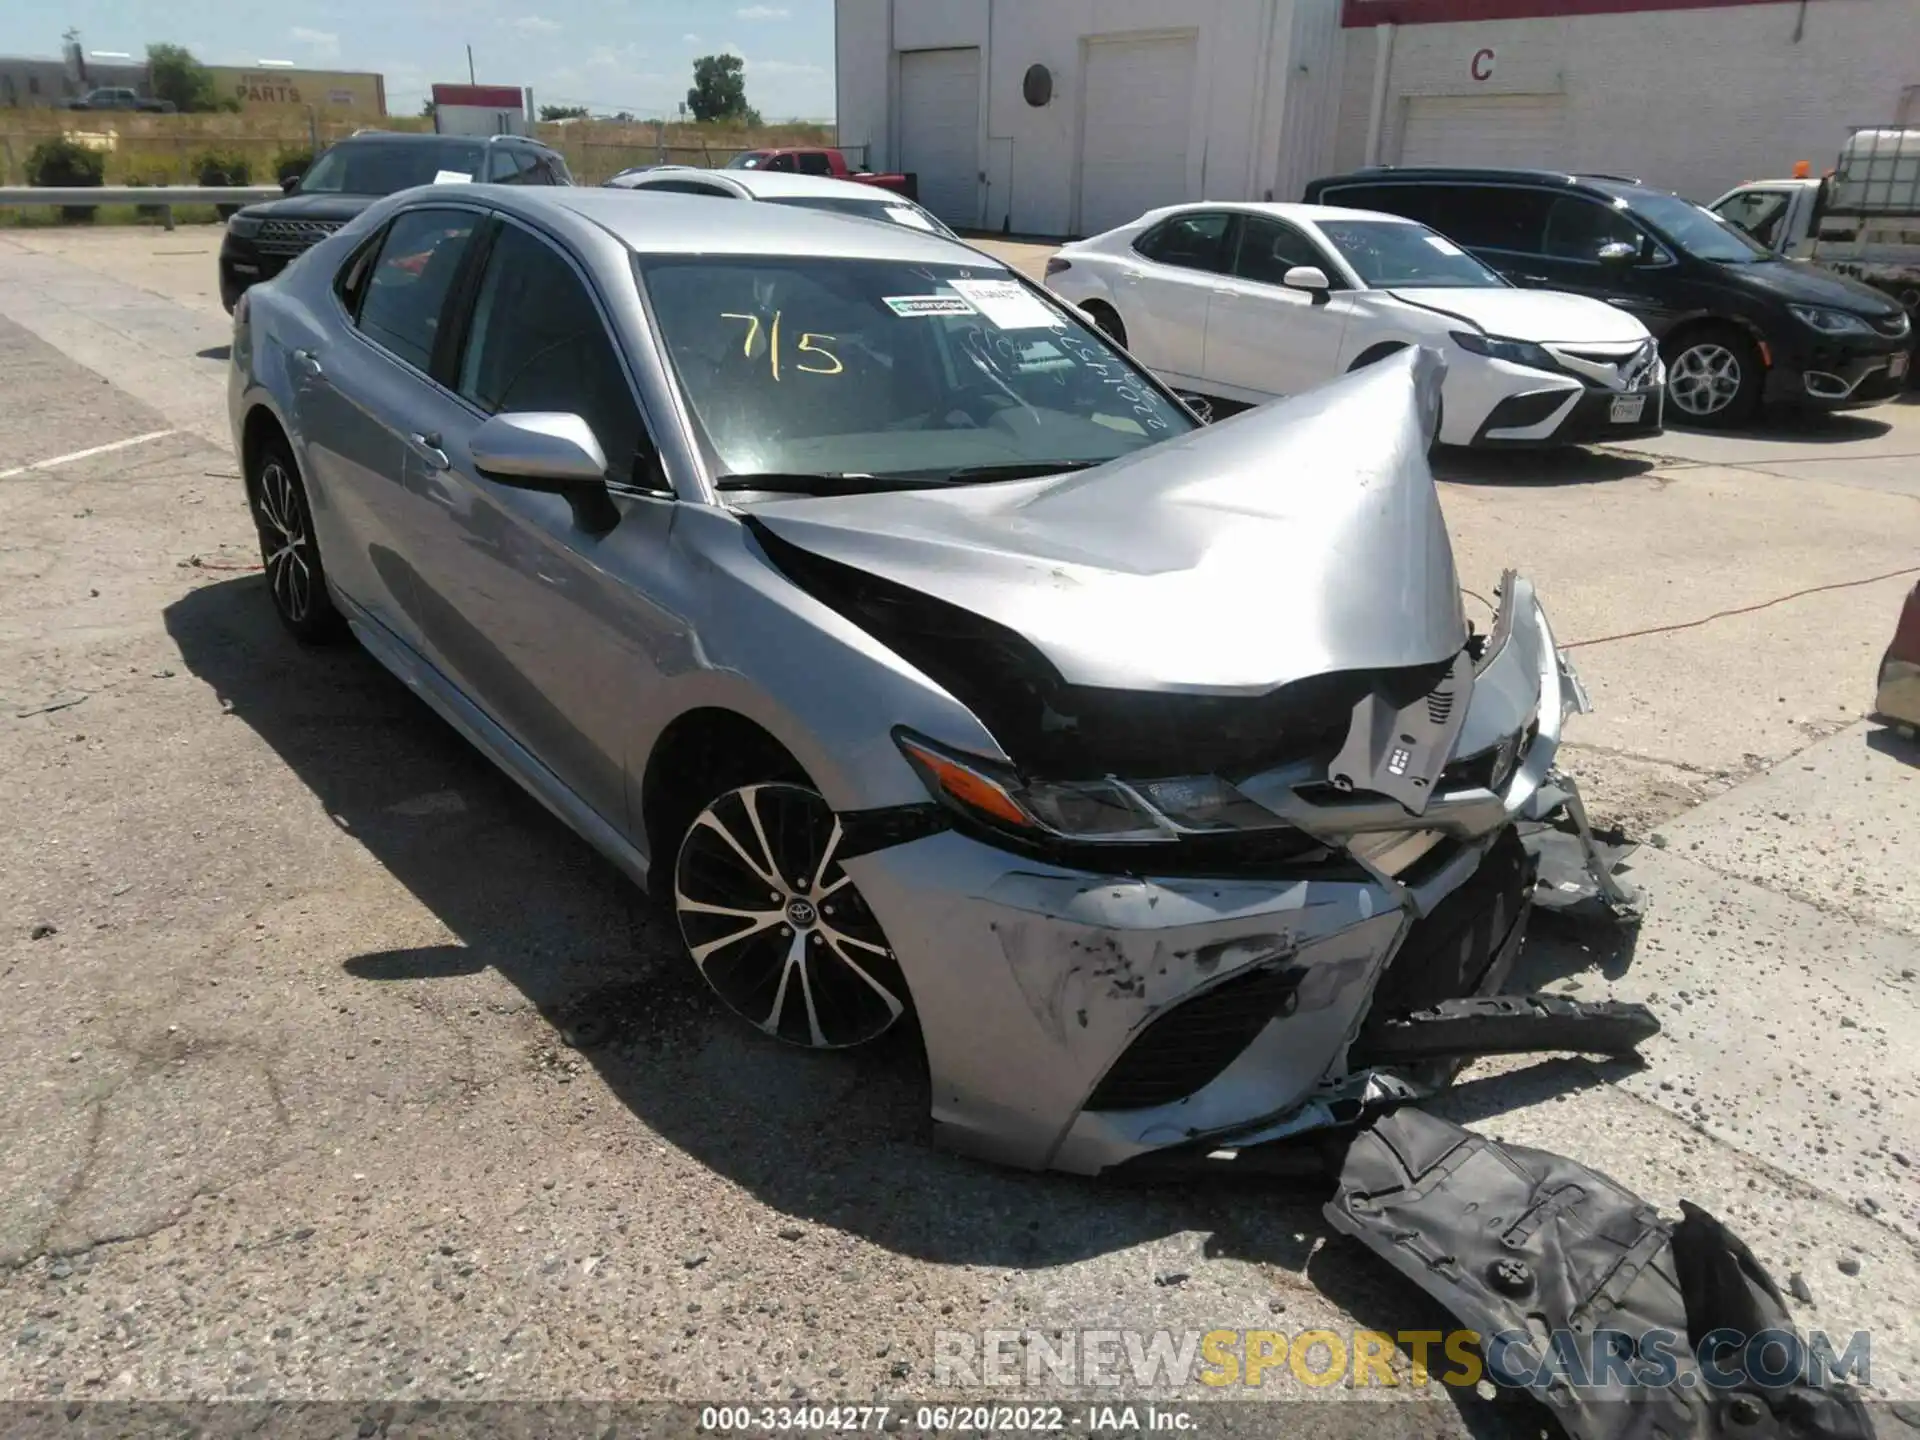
(603, 165, 958, 239)
(1045, 201, 1666, 448)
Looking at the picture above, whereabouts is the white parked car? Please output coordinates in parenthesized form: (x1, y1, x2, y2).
(1045, 202, 1666, 448)
(603, 165, 958, 240)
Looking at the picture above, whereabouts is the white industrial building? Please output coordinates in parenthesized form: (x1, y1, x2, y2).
(833, 0, 1920, 236)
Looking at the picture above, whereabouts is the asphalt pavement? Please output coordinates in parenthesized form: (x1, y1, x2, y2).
(1, 223, 1917, 1420)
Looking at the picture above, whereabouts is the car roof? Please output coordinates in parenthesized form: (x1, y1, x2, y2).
(664, 169, 917, 203)
(341, 129, 535, 147)
(1139, 199, 1420, 227)
(1309, 167, 1663, 200)
(478, 185, 997, 263)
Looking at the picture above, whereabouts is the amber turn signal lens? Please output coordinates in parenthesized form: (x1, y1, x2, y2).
(895, 735, 1032, 829)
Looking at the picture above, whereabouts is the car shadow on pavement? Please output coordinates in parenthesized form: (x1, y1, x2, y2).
(1430, 447, 1655, 486)
(1866, 723, 1918, 766)
(1672, 409, 1895, 443)
(163, 571, 1598, 1423)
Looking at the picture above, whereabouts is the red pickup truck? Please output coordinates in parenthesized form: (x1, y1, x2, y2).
(725, 147, 917, 201)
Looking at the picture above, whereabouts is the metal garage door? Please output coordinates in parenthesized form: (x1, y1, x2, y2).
(899, 48, 980, 227)
(1398, 94, 1570, 169)
(1077, 34, 1197, 236)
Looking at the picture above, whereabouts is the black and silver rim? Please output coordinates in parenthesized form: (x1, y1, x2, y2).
(673, 783, 907, 1049)
(1668, 342, 1741, 417)
(254, 459, 315, 622)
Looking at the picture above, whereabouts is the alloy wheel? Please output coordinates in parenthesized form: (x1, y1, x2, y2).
(254, 459, 315, 624)
(673, 783, 908, 1049)
(1667, 342, 1742, 418)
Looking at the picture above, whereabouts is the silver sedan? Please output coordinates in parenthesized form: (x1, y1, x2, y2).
(229, 185, 1595, 1173)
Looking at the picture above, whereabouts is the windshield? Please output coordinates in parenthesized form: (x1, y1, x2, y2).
(1622, 190, 1772, 263)
(636, 255, 1194, 486)
(298, 141, 484, 195)
(727, 152, 770, 170)
(1315, 219, 1506, 288)
(764, 194, 954, 236)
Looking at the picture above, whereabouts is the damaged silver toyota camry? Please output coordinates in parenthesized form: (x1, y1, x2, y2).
(233, 190, 1873, 1437)
(230, 187, 1636, 1173)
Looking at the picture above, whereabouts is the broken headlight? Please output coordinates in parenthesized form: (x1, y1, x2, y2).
(894, 731, 1290, 844)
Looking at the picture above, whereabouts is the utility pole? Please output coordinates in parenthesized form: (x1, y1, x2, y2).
(466, 45, 475, 83)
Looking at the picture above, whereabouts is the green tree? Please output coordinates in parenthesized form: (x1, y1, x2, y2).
(539, 104, 589, 121)
(420, 98, 438, 118)
(147, 43, 226, 113)
(686, 53, 757, 124)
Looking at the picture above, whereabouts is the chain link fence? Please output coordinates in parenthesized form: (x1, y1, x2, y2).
(0, 115, 848, 188)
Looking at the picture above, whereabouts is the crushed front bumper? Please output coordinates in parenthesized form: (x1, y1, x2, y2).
(844, 572, 1631, 1173)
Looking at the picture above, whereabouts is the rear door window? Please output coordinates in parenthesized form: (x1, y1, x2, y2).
(454, 221, 650, 484)
(352, 207, 480, 373)
(1133, 212, 1235, 272)
(1439, 186, 1553, 256)
(796, 152, 833, 176)
(1320, 183, 1443, 228)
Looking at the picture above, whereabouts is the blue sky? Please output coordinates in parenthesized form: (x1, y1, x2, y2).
(28, 0, 836, 119)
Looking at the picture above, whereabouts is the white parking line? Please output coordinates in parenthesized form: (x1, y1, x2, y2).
(0, 428, 176, 480)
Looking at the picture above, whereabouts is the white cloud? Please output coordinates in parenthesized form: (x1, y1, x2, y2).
(746, 58, 823, 76)
(682, 32, 701, 43)
(736, 5, 790, 17)
(289, 27, 340, 60)
(585, 44, 647, 71)
(511, 15, 560, 32)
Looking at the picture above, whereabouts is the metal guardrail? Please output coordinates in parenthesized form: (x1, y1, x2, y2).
(0, 185, 284, 230)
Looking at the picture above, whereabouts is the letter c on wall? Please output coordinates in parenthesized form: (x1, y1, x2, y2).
(1470, 48, 1496, 82)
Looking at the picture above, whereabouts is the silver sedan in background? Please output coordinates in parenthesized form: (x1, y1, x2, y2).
(603, 164, 959, 238)
(229, 186, 1596, 1174)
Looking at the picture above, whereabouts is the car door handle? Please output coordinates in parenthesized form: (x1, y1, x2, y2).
(408, 431, 450, 471)
(1514, 274, 1552, 287)
(291, 347, 323, 377)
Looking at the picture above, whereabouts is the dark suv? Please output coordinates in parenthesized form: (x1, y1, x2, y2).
(1303, 168, 1912, 426)
(219, 131, 572, 313)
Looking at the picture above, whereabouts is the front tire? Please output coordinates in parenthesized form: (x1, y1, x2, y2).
(673, 782, 910, 1050)
(248, 433, 344, 643)
(1662, 325, 1762, 428)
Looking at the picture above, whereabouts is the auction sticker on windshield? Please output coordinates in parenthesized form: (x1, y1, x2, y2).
(884, 294, 976, 317)
(432, 170, 473, 185)
(950, 279, 1065, 330)
(885, 207, 937, 231)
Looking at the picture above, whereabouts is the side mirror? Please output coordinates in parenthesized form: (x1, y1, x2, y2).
(470, 412, 620, 533)
(280, 174, 301, 195)
(1283, 264, 1330, 293)
(1597, 240, 1637, 264)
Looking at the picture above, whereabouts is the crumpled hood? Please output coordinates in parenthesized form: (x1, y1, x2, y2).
(748, 348, 1466, 694)
(1390, 286, 1651, 344)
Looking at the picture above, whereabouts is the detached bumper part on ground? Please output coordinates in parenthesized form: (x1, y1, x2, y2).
(1329, 1108, 1875, 1440)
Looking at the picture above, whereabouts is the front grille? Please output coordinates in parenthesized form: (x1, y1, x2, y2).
(1550, 340, 1658, 391)
(255, 218, 345, 256)
(1086, 961, 1304, 1112)
(1366, 827, 1532, 1016)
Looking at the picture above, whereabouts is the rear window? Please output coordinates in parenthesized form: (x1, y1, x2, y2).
(299, 140, 485, 195)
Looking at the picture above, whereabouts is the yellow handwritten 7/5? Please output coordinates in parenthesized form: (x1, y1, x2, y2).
(720, 311, 841, 380)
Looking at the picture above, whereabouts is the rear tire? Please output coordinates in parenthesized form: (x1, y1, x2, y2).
(248, 432, 344, 643)
(1082, 300, 1127, 349)
(1662, 324, 1762, 428)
